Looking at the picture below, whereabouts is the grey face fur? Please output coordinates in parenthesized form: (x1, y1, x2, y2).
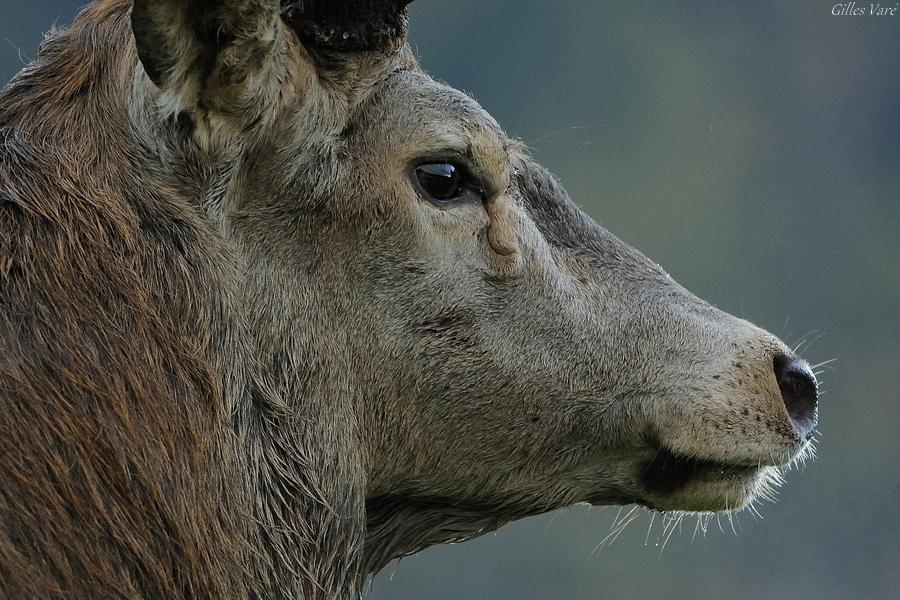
(216, 14, 813, 564)
(121, 0, 817, 591)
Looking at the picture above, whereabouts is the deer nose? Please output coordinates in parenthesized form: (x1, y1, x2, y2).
(773, 354, 818, 441)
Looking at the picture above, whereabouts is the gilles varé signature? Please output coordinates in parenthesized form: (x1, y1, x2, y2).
(832, 2, 898, 15)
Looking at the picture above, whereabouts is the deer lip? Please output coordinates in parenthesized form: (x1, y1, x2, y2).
(639, 445, 759, 496)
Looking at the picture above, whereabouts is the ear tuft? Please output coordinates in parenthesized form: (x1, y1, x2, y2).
(131, 0, 282, 122)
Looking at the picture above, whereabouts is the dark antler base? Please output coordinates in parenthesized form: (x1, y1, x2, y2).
(281, 0, 413, 52)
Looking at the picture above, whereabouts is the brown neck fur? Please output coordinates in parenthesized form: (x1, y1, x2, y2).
(0, 2, 365, 597)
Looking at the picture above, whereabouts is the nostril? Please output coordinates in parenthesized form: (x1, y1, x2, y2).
(773, 354, 818, 440)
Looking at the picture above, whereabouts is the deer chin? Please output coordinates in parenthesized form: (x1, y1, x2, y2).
(637, 444, 782, 512)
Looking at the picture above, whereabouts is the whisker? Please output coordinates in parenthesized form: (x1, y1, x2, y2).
(792, 329, 822, 354)
(645, 512, 657, 546)
(592, 506, 640, 555)
(529, 125, 598, 145)
(659, 512, 683, 554)
(810, 358, 837, 370)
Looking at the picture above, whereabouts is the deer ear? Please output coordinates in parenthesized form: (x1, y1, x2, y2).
(131, 0, 285, 122)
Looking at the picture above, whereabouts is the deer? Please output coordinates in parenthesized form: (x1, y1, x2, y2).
(0, 1, 818, 598)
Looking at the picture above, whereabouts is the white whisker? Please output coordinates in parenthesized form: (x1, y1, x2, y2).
(645, 512, 656, 546)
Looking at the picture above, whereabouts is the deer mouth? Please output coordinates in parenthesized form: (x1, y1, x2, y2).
(640, 444, 760, 497)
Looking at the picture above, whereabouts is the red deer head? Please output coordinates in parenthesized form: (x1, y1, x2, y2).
(0, 1, 817, 597)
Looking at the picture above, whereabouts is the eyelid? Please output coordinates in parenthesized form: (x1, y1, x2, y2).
(413, 156, 485, 190)
(414, 144, 470, 162)
(410, 150, 472, 175)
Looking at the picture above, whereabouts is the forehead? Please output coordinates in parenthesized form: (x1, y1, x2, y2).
(350, 70, 509, 163)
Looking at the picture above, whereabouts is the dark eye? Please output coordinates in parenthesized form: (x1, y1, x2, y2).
(413, 162, 483, 205)
(415, 162, 461, 201)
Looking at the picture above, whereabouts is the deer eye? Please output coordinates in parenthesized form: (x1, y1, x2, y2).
(413, 162, 484, 205)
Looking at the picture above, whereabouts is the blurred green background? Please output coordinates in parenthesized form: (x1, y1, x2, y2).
(2, 2, 898, 599)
